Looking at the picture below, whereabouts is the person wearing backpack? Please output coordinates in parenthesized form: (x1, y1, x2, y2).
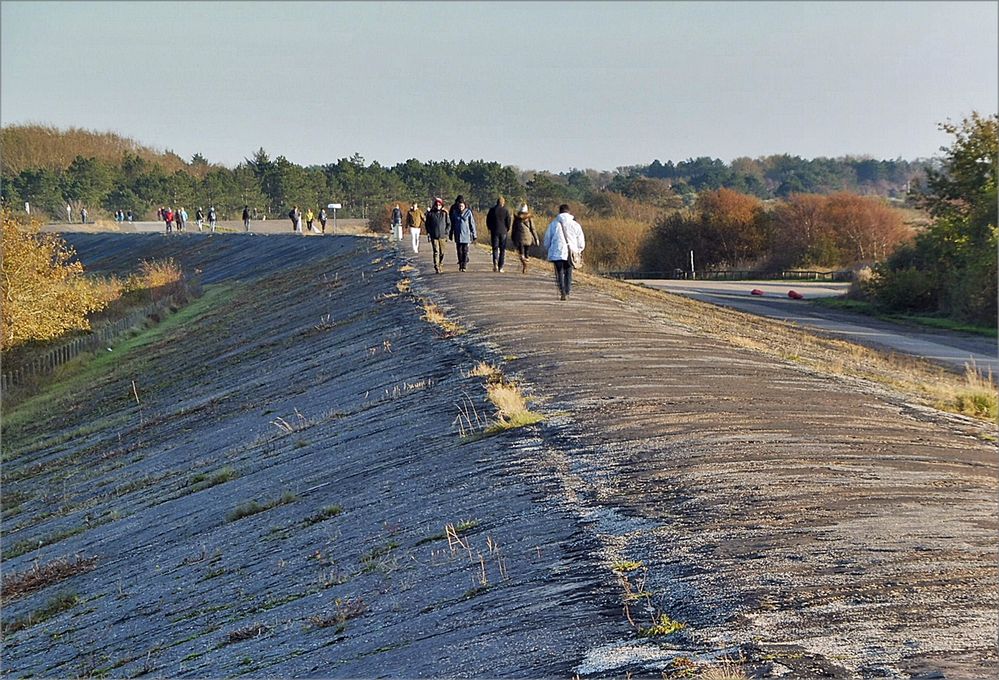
(542, 204, 585, 300)
(319, 208, 328, 234)
(208, 206, 218, 232)
(512, 203, 539, 273)
(196, 207, 205, 231)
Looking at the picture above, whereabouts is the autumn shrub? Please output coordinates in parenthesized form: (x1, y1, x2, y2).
(581, 217, 651, 271)
(0, 209, 119, 351)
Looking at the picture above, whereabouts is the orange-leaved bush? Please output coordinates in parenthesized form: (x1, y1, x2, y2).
(1, 208, 118, 350)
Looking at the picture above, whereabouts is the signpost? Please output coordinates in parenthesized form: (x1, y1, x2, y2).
(327, 203, 341, 235)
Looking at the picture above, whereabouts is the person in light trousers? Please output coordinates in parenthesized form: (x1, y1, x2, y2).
(405, 201, 425, 253)
(543, 204, 585, 300)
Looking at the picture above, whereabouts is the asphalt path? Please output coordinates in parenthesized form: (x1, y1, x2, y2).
(46, 218, 371, 236)
(630, 279, 998, 374)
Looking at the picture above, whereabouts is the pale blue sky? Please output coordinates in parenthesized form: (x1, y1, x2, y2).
(2, 1, 996, 172)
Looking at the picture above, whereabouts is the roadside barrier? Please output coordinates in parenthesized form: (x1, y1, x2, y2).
(605, 269, 853, 282)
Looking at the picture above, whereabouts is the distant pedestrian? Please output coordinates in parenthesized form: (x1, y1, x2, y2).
(486, 195, 512, 272)
(164, 207, 175, 233)
(208, 206, 218, 232)
(177, 207, 188, 232)
(289, 206, 303, 234)
(319, 207, 328, 234)
(543, 204, 585, 301)
(405, 201, 425, 253)
(196, 207, 204, 231)
(391, 204, 403, 241)
(512, 203, 539, 273)
(127, 210, 133, 223)
(449, 196, 476, 272)
(425, 197, 451, 273)
(157, 207, 163, 221)
(81, 207, 88, 224)
(242, 205, 251, 231)
(306, 208, 317, 233)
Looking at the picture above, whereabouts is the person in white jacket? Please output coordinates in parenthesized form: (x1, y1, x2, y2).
(542, 204, 585, 300)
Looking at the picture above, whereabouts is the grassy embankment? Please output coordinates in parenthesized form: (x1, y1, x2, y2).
(813, 297, 997, 338)
(2, 284, 234, 453)
(579, 269, 997, 424)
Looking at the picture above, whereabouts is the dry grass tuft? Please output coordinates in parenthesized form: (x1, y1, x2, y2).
(1, 555, 98, 601)
(467, 361, 502, 381)
(226, 623, 269, 643)
(463, 362, 543, 432)
(700, 661, 752, 679)
(420, 300, 465, 337)
(946, 361, 997, 420)
(484, 380, 543, 432)
(307, 597, 368, 629)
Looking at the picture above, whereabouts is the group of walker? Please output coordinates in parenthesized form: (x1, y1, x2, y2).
(394, 196, 585, 300)
(288, 206, 330, 235)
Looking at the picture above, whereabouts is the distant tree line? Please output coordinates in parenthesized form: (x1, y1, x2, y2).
(623, 154, 930, 199)
(2, 118, 993, 326)
(1, 125, 929, 224)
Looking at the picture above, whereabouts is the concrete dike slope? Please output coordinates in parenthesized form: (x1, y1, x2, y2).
(2, 232, 996, 678)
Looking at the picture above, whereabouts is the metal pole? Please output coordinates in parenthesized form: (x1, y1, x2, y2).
(332, 208, 337, 235)
(690, 250, 695, 280)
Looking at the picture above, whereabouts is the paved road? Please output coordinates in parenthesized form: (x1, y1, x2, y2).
(631, 279, 997, 374)
(44, 218, 373, 236)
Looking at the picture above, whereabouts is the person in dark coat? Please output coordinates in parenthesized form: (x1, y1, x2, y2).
(424, 197, 451, 273)
(242, 205, 251, 231)
(511, 203, 539, 273)
(448, 196, 476, 272)
(486, 196, 513, 272)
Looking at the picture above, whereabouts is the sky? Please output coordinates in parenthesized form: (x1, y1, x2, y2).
(1, 1, 996, 173)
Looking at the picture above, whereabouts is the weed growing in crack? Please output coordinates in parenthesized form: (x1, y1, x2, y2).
(225, 623, 269, 644)
(358, 541, 400, 575)
(639, 613, 686, 637)
(415, 519, 480, 546)
(304, 505, 343, 525)
(307, 597, 367, 629)
(225, 492, 298, 523)
(613, 560, 687, 639)
(187, 466, 238, 493)
(3, 591, 80, 635)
